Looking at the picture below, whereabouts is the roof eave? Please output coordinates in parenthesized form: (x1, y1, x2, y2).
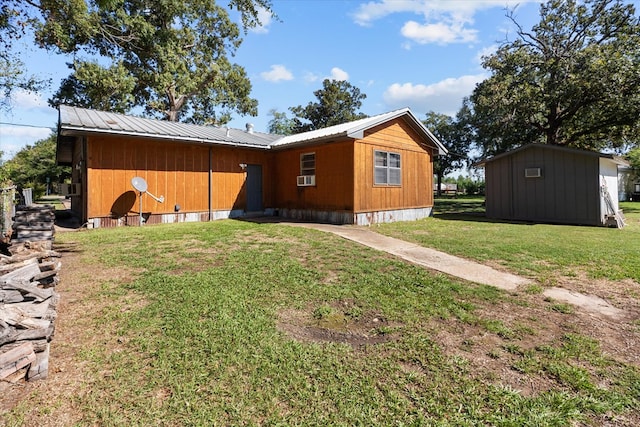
(58, 125, 271, 150)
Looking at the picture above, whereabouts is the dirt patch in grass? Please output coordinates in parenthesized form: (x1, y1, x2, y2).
(277, 301, 399, 349)
(0, 246, 144, 426)
(553, 272, 640, 311)
(429, 284, 640, 400)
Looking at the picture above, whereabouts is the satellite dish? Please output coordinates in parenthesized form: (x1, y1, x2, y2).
(131, 176, 164, 226)
(131, 176, 148, 193)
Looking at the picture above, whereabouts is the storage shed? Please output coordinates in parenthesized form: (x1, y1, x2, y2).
(56, 106, 447, 228)
(476, 144, 628, 227)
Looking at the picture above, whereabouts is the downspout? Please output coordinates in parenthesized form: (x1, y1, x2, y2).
(208, 146, 213, 221)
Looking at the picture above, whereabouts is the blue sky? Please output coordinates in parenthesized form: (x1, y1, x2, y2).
(3, 0, 635, 162)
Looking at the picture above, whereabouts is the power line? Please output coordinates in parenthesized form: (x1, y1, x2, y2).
(0, 122, 56, 130)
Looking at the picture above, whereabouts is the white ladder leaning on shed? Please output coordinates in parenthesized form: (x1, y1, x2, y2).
(600, 177, 626, 228)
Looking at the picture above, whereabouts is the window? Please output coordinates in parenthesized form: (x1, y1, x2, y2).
(374, 150, 401, 185)
(300, 153, 315, 176)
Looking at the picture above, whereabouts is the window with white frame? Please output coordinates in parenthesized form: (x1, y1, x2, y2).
(374, 150, 401, 185)
(300, 153, 316, 176)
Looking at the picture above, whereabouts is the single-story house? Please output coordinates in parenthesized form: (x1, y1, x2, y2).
(475, 143, 629, 227)
(56, 105, 447, 228)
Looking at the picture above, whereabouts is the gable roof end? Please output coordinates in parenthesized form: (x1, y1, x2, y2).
(270, 108, 448, 155)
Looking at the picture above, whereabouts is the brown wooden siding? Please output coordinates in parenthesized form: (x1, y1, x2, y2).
(485, 146, 600, 225)
(273, 140, 354, 211)
(86, 135, 272, 218)
(354, 119, 434, 213)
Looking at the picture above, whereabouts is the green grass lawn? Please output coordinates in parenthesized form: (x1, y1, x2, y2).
(376, 197, 640, 285)
(3, 211, 639, 426)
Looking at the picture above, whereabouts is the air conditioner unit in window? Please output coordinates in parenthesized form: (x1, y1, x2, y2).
(525, 168, 541, 178)
(297, 175, 315, 186)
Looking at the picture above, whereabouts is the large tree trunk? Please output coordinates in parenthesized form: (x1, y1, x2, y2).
(165, 85, 186, 122)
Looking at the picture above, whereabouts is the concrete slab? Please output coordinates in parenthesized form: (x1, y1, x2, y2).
(287, 223, 532, 291)
(543, 287, 624, 318)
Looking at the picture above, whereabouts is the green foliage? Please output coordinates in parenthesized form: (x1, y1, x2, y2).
(289, 79, 368, 132)
(442, 175, 485, 195)
(33, 0, 274, 123)
(267, 108, 295, 135)
(423, 111, 471, 195)
(628, 147, 640, 186)
(1, 133, 71, 199)
(467, 0, 640, 155)
(50, 60, 136, 113)
(0, 1, 49, 112)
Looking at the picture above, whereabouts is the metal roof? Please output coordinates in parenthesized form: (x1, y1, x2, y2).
(270, 107, 448, 155)
(58, 105, 280, 148)
(474, 143, 630, 167)
(57, 105, 447, 155)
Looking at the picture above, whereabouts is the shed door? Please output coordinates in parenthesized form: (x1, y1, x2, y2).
(246, 164, 263, 212)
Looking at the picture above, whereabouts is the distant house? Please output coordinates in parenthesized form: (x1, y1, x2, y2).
(56, 106, 447, 228)
(475, 144, 629, 227)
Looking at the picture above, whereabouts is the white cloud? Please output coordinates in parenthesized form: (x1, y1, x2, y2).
(401, 20, 477, 44)
(353, 0, 541, 45)
(0, 125, 52, 138)
(260, 65, 293, 82)
(354, 0, 540, 26)
(303, 72, 319, 83)
(249, 6, 274, 34)
(5, 89, 48, 111)
(383, 74, 487, 116)
(328, 67, 349, 81)
(0, 125, 54, 161)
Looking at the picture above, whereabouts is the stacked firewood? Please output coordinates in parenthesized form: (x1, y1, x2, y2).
(0, 206, 60, 388)
(12, 205, 56, 242)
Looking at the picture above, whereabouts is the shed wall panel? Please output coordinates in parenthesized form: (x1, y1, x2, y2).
(485, 145, 601, 225)
(485, 156, 513, 219)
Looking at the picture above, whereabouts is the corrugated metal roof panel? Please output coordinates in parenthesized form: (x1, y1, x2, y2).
(270, 107, 448, 155)
(58, 105, 447, 154)
(58, 105, 279, 148)
(474, 143, 631, 168)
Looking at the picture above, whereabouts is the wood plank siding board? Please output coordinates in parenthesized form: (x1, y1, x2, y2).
(273, 140, 355, 211)
(354, 120, 434, 213)
(85, 134, 273, 218)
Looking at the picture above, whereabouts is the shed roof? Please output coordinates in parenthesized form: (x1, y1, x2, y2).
(271, 108, 448, 155)
(474, 143, 629, 168)
(58, 105, 280, 149)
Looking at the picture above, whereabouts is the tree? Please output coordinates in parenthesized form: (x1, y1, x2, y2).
(468, 0, 640, 156)
(422, 111, 471, 196)
(289, 79, 367, 132)
(1, 134, 71, 199)
(628, 146, 640, 188)
(0, 2, 48, 112)
(31, 0, 274, 124)
(267, 109, 295, 135)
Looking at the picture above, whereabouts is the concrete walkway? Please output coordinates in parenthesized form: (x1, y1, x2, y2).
(286, 222, 532, 291)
